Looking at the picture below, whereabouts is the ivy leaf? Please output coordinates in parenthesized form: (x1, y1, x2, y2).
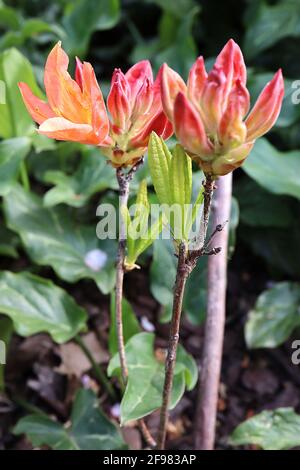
(108, 332, 197, 424)
(244, 0, 300, 59)
(0, 48, 44, 138)
(0, 271, 87, 343)
(230, 408, 300, 450)
(109, 296, 141, 356)
(62, 0, 120, 57)
(4, 185, 116, 294)
(0, 137, 31, 196)
(14, 389, 126, 450)
(43, 147, 117, 208)
(243, 139, 300, 200)
(245, 282, 300, 349)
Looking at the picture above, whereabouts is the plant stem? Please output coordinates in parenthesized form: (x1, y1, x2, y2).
(115, 168, 130, 386)
(157, 241, 189, 449)
(157, 175, 215, 450)
(194, 172, 232, 450)
(20, 160, 30, 191)
(115, 160, 156, 448)
(74, 334, 116, 401)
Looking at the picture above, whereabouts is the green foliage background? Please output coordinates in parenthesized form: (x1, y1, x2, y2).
(0, 0, 300, 450)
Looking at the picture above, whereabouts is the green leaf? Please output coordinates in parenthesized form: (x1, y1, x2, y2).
(244, 0, 300, 59)
(14, 389, 126, 450)
(4, 185, 116, 294)
(0, 137, 31, 196)
(0, 48, 44, 138)
(0, 225, 19, 258)
(235, 177, 294, 228)
(43, 148, 117, 207)
(0, 315, 13, 391)
(63, 0, 120, 57)
(243, 138, 300, 200)
(108, 332, 197, 424)
(109, 296, 141, 356)
(148, 132, 172, 206)
(245, 282, 300, 349)
(230, 408, 300, 450)
(0, 271, 87, 343)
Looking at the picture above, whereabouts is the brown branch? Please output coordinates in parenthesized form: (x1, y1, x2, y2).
(115, 167, 130, 385)
(157, 242, 189, 449)
(115, 159, 156, 447)
(157, 174, 216, 450)
(194, 172, 233, 450)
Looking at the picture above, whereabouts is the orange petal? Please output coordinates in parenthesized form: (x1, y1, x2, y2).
(218, 79, 250, 148)
(38, 117, 103, 145)
(44, 42, 88, 123)
(81, 62, 110, 141)
(161, 63, 187, 121)
(107, 68, 131, 130)
(187, 56, 207, 105)
(125, 60, 153, 103)
(174, 92, 212, 156)
(246, 69, 284, 141)
(18, 82, 55, 125)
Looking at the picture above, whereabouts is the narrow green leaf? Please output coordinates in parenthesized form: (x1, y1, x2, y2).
(0, 137, 31, 196)
(148, 132, 172, 205)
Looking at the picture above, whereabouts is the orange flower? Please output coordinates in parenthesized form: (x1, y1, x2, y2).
(19, 42, 172, 167)
(161, 39, 284, 176)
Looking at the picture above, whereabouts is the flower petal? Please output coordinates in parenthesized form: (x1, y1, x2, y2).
(125, 60, 153, 104)
(81, 62, 110, 141)
(130, 110, 173, 148)
(174, 92, 212, 156)
(44, 42, 88, 123)
(18, 82, 55, 125)
(38, 117, 103, 145)
(246, 69, 284, 141)
(107, 68, 131, 131)
(218, 79, 250, 148)
(187, 56, 207, 105)
(75, 57, 84, 90)
(161, 63, 187, 121)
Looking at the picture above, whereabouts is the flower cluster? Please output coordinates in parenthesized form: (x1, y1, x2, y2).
(161, 39, 284, 176)
(19, 42, 172, 168)
(19, 39, 284, 175)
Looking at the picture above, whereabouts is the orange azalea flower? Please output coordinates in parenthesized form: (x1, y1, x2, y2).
(161, 39, 284, 176)
(19, 42, 172, 167)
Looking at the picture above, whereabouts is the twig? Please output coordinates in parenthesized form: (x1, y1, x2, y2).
(194, 172, 232, 450)
(115, 159, 156, 447)
(157, 174, 216, 450)
(157, 242, 189, 449)
(75, 335, 116, 400)
(115, 168, 130, 386)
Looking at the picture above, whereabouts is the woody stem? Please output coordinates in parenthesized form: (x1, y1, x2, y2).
(157, 175, 215, 450)
(115, 167, 130, 386)
(115, 160, 156, 448)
